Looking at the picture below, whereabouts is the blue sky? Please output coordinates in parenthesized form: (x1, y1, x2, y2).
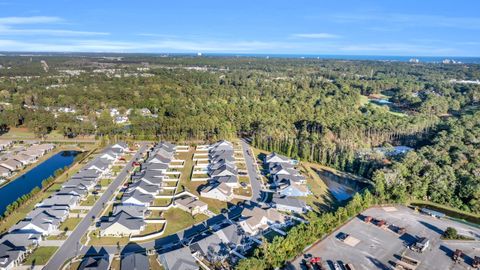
(0, 0, 479, 56)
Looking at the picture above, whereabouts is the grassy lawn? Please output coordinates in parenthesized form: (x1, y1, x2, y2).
(80, 195, 97, 206)
(237, 162, 247, 170)
(359, 95, 407, 117)
(239, 176, 250, 185)
(234, 186, 252, 197)
(148, 210, 163, 218)
(139, 223, 165, 236)
(162, 181, 178, 188)
(0, 127, 36, 139)
(111, 165, 123, 174)
(59, 217, 82, 231)
(198, 197, 227, 214)
(46, 233, 68, 240)
(300, 163, 336, 212)
(149, 255, 165, 270)
(24, 246, 59, 265)
(154, 198, 172, 206)
(87, 230, 130, 246)
(191, 173, 209, 178)
(0, 127, 95, 141)
(158, 189, 176, 196)
(162, 208, 208, 236)
(100, 178, 112, 187)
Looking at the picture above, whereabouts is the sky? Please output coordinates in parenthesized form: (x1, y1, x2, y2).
(0, 0, 479, 56)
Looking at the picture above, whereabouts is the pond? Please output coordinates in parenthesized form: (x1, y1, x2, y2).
(0, 150, 81, 215)
(317, 169, 369, 202)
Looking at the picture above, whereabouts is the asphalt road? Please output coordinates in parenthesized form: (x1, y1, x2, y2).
(43, 143, 148, 270)
(240, 139, 263, 202)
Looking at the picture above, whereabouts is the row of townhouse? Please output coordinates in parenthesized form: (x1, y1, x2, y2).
(158, 203, 292, 269)
(198, 140, 240, 201)
(99, 142, 192, 237)
(0, 143, 128, 270)
(0, 143, 55, 178)
(265, 152, 310, 213)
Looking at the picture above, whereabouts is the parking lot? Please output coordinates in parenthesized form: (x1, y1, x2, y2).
(288, 206, 480, 270)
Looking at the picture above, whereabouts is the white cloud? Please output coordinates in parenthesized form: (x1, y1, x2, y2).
(0, 16, 108, 37)
(0, 16, 62, 25)
(292, 33, 339, 39)
(0, 27, 109, 36)
(331, 13, 480, 29)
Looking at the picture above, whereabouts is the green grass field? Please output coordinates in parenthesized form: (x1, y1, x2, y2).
(59, 217, 82, 231)
(24, 246, 59, 265)
(162, 208, 208, 236)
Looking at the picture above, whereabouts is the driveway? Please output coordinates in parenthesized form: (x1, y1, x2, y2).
(43, 143, 149, 270)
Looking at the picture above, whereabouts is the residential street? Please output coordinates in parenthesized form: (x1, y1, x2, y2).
(240, 139, 263, 202)
(43, 143, 149, 270)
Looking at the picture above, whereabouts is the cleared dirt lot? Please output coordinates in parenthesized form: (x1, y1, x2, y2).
(287, 206, 480, 270)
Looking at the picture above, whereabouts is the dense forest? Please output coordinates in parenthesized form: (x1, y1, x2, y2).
(0, 55, 479, 214)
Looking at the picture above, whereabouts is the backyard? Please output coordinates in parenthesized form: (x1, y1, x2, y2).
(24, 246, 59, 265)
(162, 208, 208, 236)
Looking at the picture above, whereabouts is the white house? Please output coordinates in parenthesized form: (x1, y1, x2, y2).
(99, 211, 145, 237)
(200, 182, 233, 201)
(238, 207, 286, 236)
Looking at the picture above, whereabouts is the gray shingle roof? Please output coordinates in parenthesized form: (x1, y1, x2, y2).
(78, 256, 109, 270)
(100, 211, 145, 231)
(159, 246, 199, 270)
(121, 253, 149, 270)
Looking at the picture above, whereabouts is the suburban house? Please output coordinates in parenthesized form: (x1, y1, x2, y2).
(238, 207, 287, 236)
(273, 173, 307, 186)
(0, 240, 26, 270)
(272, 195, 308, 213)
(213, 175, 239, 188)
(174, 196, 208, 215)
(36, 194, 80, 209)
(0, 140, 13, 151)
(126, 180, 160, 195)
(214, 223, 247, 250)
(99, 211, 145, 237)
(121, 189, 154, 207)
(0, 159, 22, 171)
(10, 212, 62, 236)
(12, 154, 36, 166)
(20, 149, 44, 159)
(78, 255, 110, 270)
(120, 252, 149, 270)
(190, 233, 226, 263)
(112, 204, 147, 218)
(200, 182, 234, 201)
(26, 207, 69, 224)
(277, 181, 310, 197)
(158, 246, 199, 270)
(111, 142, 129, 153)
(209, 164, 237, 177)
(265, 152, 293, 164)
(0, 166, 11, 178)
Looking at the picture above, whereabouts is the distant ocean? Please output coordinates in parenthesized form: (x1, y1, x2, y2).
(2, 51, 480, 64)
(204, 53, 480, 64)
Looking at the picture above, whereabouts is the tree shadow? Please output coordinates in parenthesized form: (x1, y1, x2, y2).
(439, 244, 454, 257)
(418, 220, 444, 235)
(366, 256, 391, 270)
